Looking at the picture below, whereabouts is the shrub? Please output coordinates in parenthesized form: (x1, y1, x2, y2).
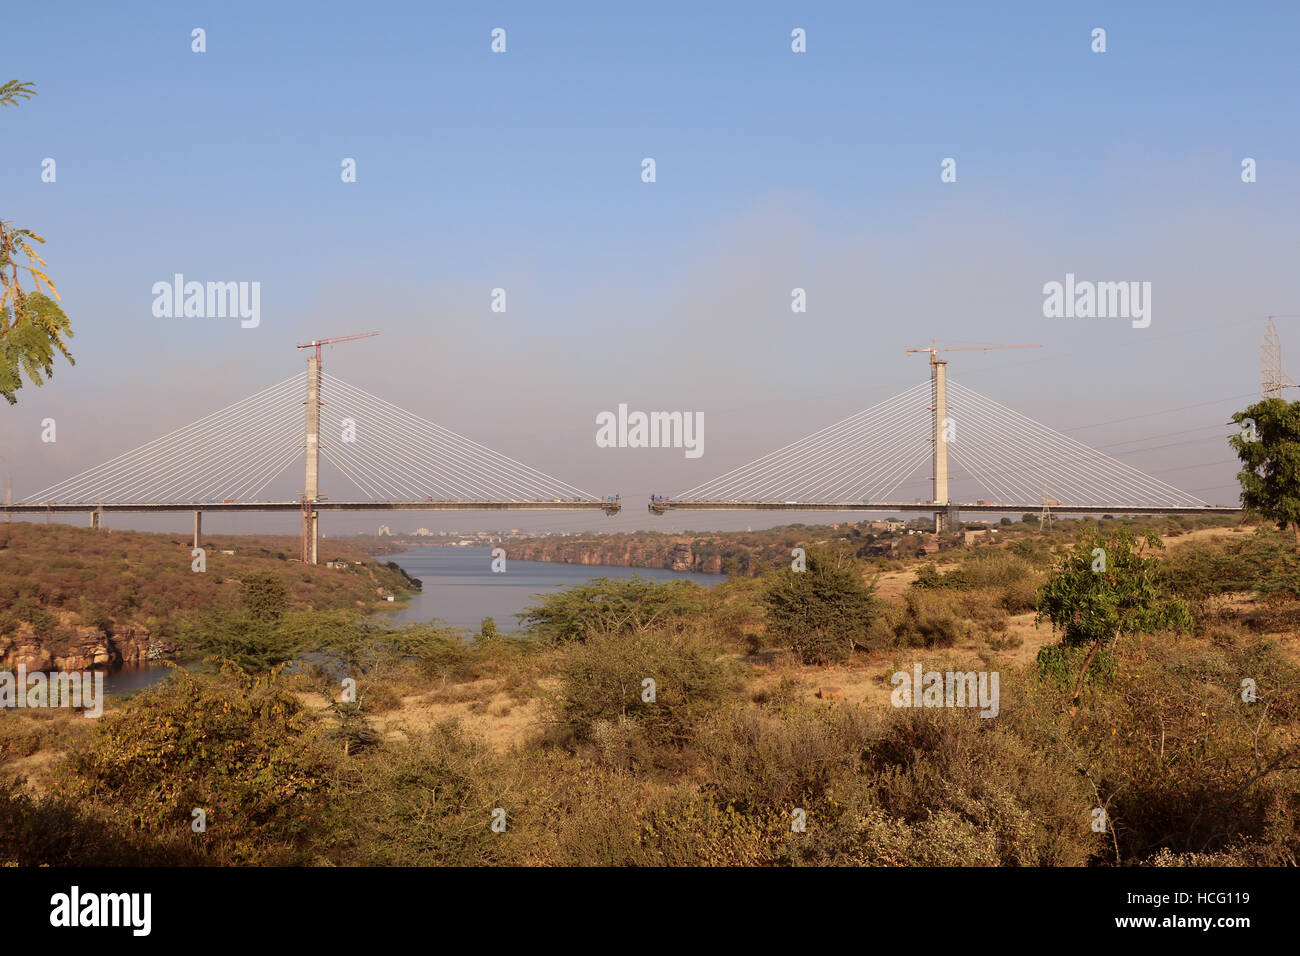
(518, 576, 708, 645)
(694, 703, 875, 814)
(329, 721, 514, 866)
(67, 664, 335, 864)
(762, 545, 877, 664)
(551, 628, 743, 757)
(1070, 632, 1300, 862)
(896, 589, 968, 648)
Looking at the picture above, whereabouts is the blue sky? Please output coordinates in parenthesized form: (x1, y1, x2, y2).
(2, 1, 1298, 535)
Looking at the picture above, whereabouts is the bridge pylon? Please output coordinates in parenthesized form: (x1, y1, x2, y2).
(302, 352, 321, 564)
(296, 332, 378, 564)
(931, 355, 950, 532)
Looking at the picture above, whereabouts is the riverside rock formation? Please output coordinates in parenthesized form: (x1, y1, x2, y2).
(503, 534, 747, 575)
(0, 621, 158, 671)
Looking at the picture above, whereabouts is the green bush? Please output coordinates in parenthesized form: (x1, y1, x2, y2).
(551, 628, 743, 757)
(694, 703, 874, 814)
(896, 589, 968, 648)
(328, 721, 513, 866)
(67, 664, 335, 864)
(518, 576, 708, 645)
(762, 545, 877, 664)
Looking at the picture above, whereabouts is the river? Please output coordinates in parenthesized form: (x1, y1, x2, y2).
(373, 546, 720, 632)
(70, 548, 718, 696)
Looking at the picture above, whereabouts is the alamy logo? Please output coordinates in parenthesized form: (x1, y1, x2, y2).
(0, 665, 103, 718)
(595, 404, 704, 459)
(890, 664, 999, 717)
(152, 273, 261, 328)
(50, 886, 151, 936)
(1042, 273, 1150, 328)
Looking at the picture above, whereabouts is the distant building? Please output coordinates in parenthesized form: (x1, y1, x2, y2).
(377, 525, 392, 536)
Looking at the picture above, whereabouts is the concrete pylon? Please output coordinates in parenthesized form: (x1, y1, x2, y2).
(931, 356, 951, 533)
(193, 511, 202, 548)
(302, 355, 321, 564)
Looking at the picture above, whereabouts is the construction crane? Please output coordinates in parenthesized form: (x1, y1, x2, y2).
(297, 331, 380, 364)
(906, 339, 1042, 366)
(297, 331, 379, 564)
(904, 341, 1042, 533)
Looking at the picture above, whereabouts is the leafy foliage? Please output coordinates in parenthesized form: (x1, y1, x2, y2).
(1036, 527, 1192, 703)
(1230, 399, 1300, 530)
(68, 664, 334, 863)
(1160, 526, 1300, 602)
(762, 545, 876, 664)
(0, 80, 35, 107)
(552, 628, 743, 758)
(517, 575, 708, 644)
(1, 82, 75, 404)
(187, 573, 299, 671)
(0, 524, 414, 662)
(1036, 528, 1191, 648)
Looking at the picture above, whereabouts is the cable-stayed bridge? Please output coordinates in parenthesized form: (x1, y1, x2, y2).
(3, 344, 1241, 558)
(3, 354, 620, 562)
(648, 353, 1240, 529)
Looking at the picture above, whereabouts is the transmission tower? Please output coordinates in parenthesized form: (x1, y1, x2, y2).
(1039, 491, 1056, 531)
(1262, 316, 1295, 399)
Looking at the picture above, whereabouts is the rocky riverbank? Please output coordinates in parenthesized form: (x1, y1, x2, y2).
(0, 619, 168, 671)
(502, 533, 775, 576)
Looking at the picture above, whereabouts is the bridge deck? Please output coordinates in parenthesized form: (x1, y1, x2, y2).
(649, 500, 1239, 516)
(0, 500, 621, 514)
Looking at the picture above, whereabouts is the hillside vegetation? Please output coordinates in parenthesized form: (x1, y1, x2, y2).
(0, 522, 417, 668)
(2, 516, 1296, 866)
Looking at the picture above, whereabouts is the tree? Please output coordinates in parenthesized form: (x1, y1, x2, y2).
(517, 576, 707, 644)
(1230, 399, 1300, 532)
(1, 81, 74, 405)
(189, 573, 295, 672)
(762, 544, 876, 664)
(239, 572, 290, 625)
(1035, 527, 1192, 707)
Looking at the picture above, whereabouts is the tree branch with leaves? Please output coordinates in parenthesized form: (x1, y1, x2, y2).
(1, 80, 75, 405)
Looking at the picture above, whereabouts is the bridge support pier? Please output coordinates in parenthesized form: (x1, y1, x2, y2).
(90, 510, 100, 530)
(193, 511, 202, 549)
(301, 501, 318, 565)
(933, 505, 958, 534)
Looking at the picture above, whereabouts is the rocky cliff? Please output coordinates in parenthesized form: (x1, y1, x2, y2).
(0, 619, 164, 672)
(502, 534, 756, 575)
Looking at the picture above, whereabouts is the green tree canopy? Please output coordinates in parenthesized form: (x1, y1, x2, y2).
(1036, 527, 1191, 704)
(1230, 398, 1300, 531)
(762, 544, 876, 664)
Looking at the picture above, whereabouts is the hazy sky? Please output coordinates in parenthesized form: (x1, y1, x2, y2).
(2, 1, 1297, 538)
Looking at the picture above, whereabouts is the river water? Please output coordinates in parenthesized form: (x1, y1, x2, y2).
(58, 547, 718, 696)
(373, 546, 720, 632)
